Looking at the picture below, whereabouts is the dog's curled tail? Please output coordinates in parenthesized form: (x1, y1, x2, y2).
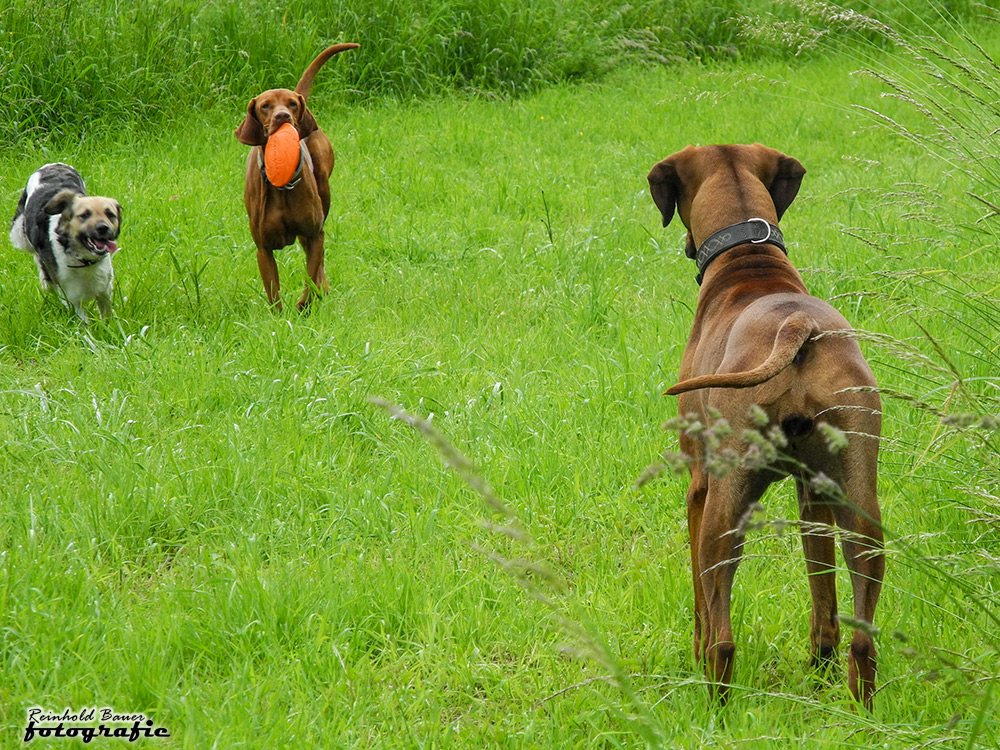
(295, 43, 361, 102)
(665, 311, 816, 395)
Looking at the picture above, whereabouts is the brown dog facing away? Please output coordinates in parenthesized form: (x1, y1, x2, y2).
(647, 143, 884, 709)
(235, 43, 359, 310)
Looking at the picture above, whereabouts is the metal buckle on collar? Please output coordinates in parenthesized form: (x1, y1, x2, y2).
(747, 217, 771, 244)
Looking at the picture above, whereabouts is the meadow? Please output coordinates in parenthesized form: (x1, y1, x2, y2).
(0, 1, 998, 748)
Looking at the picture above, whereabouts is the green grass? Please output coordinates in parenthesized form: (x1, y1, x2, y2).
(0, 0, 983, 146)
(1, 5, 999, 749)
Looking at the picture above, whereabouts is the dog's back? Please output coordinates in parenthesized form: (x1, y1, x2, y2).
(10, 163, 87, 283)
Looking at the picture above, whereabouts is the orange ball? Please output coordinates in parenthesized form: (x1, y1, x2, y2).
(264, 123, 301, 187)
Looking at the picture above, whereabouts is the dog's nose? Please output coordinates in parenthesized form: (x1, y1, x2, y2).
(95, 221, 113, 239)
(273, 111, 292, 125)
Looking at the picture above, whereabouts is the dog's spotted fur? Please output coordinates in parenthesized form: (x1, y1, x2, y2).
(10, 163, 121, 322)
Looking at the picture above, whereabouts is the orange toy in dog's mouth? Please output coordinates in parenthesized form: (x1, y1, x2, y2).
(264, 123, 302, 187)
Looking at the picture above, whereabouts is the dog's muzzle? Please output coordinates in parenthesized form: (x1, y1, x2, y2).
(83, 225, 119, 257)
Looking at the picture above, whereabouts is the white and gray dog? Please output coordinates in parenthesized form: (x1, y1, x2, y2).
(10, 163, 122, 322)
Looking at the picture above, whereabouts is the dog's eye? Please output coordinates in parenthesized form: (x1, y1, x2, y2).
(105, 209, 117, 220)
(78, 210, 92, 221)
(289, 101, 298, 109)
(260, 103, 271, 111)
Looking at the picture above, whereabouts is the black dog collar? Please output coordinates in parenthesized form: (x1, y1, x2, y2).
(257, 141, 308, 191)
(66, 257, 102, 268)
(61, 234, 107, 268)
(693, 218, 786, 285)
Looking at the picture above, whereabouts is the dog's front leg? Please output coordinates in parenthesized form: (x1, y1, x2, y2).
(72, 302, 90, 324)
(686, 471, 709, 663)
(96, 293, 112, 320)
(256, 247, 281, 311)
(298, 232, 328, 310)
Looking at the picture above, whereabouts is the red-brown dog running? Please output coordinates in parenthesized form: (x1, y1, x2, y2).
(235, 43, 359, 311)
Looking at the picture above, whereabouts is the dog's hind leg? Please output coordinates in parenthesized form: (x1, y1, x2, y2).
(36, 260, 53, 291)
(797, 480, 841, 668)
(833, 446, 883, 710)
(9, 207, 31, 251)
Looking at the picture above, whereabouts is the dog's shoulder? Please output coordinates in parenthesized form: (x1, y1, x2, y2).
(22, 165, 85, 244)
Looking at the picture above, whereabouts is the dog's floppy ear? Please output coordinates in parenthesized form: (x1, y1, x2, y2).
(235, 98, 266, 146)
(296, 94, 318, 139)
(647, 157, 680, 227)
(111, 200, 123, 226)
(44, 190, 78, 216)
(768, 154, 806, 220)
(648, 155, 697, 258)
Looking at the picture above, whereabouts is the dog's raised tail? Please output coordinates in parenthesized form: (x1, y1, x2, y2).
(295, 43, 360, 102)
(665, 311, 816, 395)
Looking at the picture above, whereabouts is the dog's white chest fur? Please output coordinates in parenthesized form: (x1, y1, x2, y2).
(49, 232, 115, 315)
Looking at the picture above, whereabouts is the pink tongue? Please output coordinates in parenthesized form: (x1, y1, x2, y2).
(103, 241, 119, 255)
